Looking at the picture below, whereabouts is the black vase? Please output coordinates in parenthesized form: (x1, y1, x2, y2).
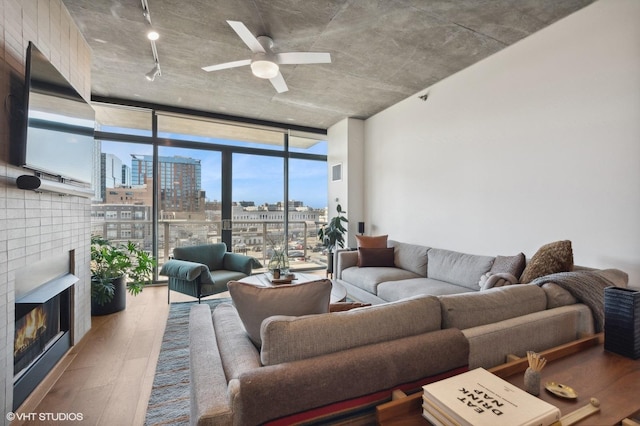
(91, 276, 127, 316)
(604, 286, 640, 359)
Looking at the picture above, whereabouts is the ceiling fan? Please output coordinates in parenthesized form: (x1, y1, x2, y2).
(202, 20, 331, 93)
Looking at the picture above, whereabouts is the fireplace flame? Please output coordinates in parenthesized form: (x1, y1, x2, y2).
(14, 307, 48, 357)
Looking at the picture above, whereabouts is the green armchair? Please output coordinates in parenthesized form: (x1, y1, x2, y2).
(159, 243, 262, 303)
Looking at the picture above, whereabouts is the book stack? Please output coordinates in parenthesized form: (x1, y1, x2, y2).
(422, 368, 560, 426)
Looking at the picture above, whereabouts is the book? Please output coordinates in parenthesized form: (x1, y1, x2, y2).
(422, 368, 560, 426)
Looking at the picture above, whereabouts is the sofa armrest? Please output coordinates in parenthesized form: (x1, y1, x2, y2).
(159, 259, 210, 282)
(189, 304, 233, 425)
(223, 253, 262, 275)
(335, 249, 359, 279)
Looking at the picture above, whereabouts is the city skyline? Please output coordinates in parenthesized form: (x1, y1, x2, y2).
(101, 141, 328, 209)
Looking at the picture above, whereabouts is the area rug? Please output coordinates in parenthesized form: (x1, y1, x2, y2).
(145, 298, 231, 426)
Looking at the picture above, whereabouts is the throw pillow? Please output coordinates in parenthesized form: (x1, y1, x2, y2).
(355, 234, 388, 248)
(358, 247, 395, 267)
(478, 253, 527, 289)
(228, 279, 332, 347)
(519, 240, 573, 284)
(490, 253, 527, 277)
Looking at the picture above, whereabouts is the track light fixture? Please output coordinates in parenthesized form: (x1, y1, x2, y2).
(145, 62, 161, 81)
(140, 0, 161, 81)
(141, 0, 152, 25)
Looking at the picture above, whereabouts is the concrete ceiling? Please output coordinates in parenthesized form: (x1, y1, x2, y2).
(61, 0, 594, 130)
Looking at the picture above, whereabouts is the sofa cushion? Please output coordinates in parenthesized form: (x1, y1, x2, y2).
(439, 284, 547, 330)
(593, 268, 628, 288)
(388, 240, 429, 276)
(427, 248, 495, 290)
(356, 234, 388, 248)
(228, 280, 332, 347)
(211, 303, 261, 380)
(541, 283, 578, 309)
(463, 304, 594, 369)
(358, 248, 395, 267)
(260, 294, 442, 365)
(377, 278, 473, 302)
(341, 266, 422, 294)
(520, 240, 573, 283)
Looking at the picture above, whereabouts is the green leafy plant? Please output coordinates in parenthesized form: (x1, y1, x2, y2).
(317, 204, 348, 253)
(90, 235, 156, 306)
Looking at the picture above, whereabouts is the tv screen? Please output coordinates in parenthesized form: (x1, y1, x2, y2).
(13, 42, 95, 185)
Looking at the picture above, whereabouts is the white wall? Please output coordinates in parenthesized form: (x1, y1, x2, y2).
(327, 118, 365, 248)
(358, 0, 640, 285)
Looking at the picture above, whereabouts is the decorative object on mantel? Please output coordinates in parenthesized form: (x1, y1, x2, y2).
(604, 286, 640, 359)
(524, 351, 547, 396)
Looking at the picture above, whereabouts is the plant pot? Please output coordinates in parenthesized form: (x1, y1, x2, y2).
(326, 252, 334, 274)
(91, 276, 127, 316)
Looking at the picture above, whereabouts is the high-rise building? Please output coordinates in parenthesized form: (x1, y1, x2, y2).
(99, 153, 124, 201)
(131, 154, 204, 212)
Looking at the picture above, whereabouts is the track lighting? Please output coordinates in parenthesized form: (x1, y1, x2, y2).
(141, 0, 152, 24)
(145, 63, 161, 81)
(140, 0, 161, 81)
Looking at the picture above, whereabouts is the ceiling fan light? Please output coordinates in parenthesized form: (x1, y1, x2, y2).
(251, 60, 279, 79)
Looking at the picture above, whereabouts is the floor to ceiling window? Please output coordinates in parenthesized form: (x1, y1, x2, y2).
(90, 102, 328, 277)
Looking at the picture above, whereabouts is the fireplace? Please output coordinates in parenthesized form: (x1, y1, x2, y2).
(13, 254, 76, 411)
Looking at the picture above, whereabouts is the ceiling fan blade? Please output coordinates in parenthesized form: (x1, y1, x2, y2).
(227, 20, 265, 53)
(269, 72, 289, 93)
(276, 52, 331, 65)
(201, 59, 251, 72)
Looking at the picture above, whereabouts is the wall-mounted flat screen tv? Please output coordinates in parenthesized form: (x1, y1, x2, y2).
(12, 42, 95, 185)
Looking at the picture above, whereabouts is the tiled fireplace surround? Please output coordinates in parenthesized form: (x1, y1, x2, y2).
(0, 0, 93, 418)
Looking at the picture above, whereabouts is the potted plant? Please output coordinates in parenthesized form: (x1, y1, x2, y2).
(317, 204, 348, 274)
(90, 235, 156, 316)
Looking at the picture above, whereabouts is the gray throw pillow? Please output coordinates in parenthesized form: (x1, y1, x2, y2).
(478, 253, 526, 289)
(491, 253, 526, 277)
(228, 279, 332, 347)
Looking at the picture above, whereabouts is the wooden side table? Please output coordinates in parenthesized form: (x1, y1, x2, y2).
(376, 334, 640, 426)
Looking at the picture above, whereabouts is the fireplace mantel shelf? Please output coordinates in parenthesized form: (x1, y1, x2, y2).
(16, 274, 78, 304)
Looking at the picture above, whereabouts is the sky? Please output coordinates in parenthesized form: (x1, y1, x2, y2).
(101, 140, 328, 209)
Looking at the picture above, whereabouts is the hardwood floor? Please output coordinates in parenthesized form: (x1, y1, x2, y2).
(15, 285, 228, 426)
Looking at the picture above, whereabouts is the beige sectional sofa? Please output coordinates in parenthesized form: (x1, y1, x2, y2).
(189, 239, 627, 425)
(335, 239, 628, 368)
(189, 296, 470, 425)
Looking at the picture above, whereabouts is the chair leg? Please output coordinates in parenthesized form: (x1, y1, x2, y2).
(168, 285, 170, 304)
